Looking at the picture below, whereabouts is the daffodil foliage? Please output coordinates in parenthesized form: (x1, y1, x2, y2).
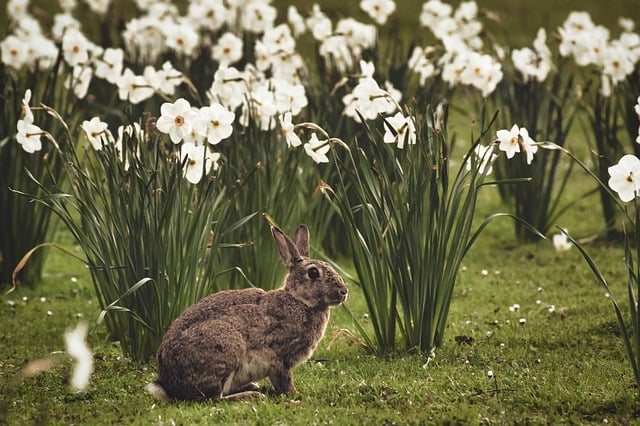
(322, 106, 532, 353)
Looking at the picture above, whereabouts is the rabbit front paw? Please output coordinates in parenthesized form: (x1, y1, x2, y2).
(269, 369, 296, 394)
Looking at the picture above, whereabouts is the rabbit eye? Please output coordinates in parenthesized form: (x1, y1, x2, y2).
(307, 267, 320, 279)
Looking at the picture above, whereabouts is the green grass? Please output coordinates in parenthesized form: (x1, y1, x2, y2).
(1, 174, 639, 424)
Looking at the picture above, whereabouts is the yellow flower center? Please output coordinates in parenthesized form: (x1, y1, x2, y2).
(174, 115, 185, 127)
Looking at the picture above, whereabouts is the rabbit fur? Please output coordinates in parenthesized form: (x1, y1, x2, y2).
(148, 225, 348, 401)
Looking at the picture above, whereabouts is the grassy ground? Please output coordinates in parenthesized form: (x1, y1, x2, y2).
(1, 168, 639, 424)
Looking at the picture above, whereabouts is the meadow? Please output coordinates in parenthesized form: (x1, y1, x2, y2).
(1, 0, 640, 424)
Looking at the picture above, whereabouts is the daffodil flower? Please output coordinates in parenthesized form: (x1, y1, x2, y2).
(180, 143, 220, 184)
(16, 119, 43, 153)
(156, 98, 197, 144)
(81, 117, 112, 151)
(279, 112, 302, 148)
(497, 124, 521, 159)
(608, 154, 640, 202)
(304, 133, 330, 164)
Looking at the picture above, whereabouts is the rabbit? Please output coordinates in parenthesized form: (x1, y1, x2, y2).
(147, 224, 348, 401)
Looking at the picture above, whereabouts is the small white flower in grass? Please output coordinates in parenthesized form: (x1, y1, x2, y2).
(509, 304, 520, 312)
(497, 124, 521, 159)
(156, 98, 197, 144)
(180, 143, 220, 184)
(487, 370, 494, 378)
(360, 0, 396, 25)
(16, 118, 43, 153)
(553, 233, 572, 252)
(608, 154, 640, 202)
(481, 269, 489, 276)
(519, 318, 526, 325)
(64, 322, 93, 392)
(383, 111, 416, 149)
(304, 133, 330, 164)
(194, 103, 235, 145)
(81, 117, 112, 151)
(278, 112, 302, 148)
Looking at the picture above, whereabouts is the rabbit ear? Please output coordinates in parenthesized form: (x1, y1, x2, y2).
(294, 224, 310, 257)
(272, 226, 301, 268)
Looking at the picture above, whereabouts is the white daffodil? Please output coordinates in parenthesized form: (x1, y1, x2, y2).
(16, 119, 43, 153)
(466, 144, 497, 176)
(180, 143, 219, 184)
(279, 112, 302, 148)
(304, 133, 331, 164)
(211, 32, 243, 66)
(360, 0, 396, 25)
(241, 2, 276, 34)
(156, 98, 197, 144)
(81, 117, 112, 150)
(117, 68, 154, 104)
(193, 103, 235, 145)
(66, 65, 93, 99)
(94, 47, 124, 84)
(61, 28, 90, 67)
(518, 127, 538, 165)
(553, 233, 572, 252)
(496, 124, 521, 159)
(383, 111, 416, 149)
(21, 88, 33, 122)
(608, 154, 640, 202)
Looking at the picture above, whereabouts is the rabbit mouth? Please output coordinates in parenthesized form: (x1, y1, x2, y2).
(329, 290, 348, 305)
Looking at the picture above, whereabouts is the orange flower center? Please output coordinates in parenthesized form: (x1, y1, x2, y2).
(174, 115, 185, 127)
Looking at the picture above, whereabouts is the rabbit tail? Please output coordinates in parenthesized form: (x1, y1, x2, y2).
(146, 380, 171, 402)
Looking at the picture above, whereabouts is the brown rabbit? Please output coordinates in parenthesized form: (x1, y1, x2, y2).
(147, 225, 348, 401)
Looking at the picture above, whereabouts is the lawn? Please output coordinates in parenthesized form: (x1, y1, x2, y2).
(2, 171, 638, 424)
(1, 0, 640, 424)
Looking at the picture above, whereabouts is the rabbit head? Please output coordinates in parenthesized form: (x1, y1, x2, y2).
(272, 224, 348, 308)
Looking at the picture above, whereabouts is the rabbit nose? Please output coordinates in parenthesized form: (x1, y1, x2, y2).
(338, 286, 348, 297)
